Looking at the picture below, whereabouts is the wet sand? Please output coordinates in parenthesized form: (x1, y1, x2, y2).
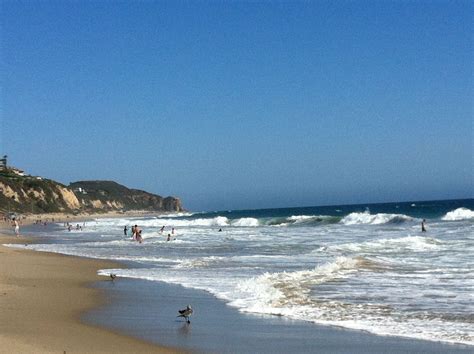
(86, 277, 473, 354)
(0, 232, 182, 353)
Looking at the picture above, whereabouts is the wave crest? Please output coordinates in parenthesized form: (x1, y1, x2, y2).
(267, 215, 341, 226)
(442, 208, 474, 221)
(340, 211, 413, 225)
(326, 236, 441, 253)
(235, 256, 373, 310)
(231, 218, 260, 227)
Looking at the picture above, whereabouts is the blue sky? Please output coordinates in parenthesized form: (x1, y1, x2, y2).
(1, 1, 472, 211)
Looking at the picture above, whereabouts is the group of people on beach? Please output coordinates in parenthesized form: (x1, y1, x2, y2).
(126, 225, 143, 243)
(64, 222, 85, 232)
(161, 225, 176, 242)
(6, 214, 429, 243)
(123, 225, 177, 243)
(34, 218, 50, 226)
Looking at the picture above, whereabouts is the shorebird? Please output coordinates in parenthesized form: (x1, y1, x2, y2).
(177, 305, 193, 324)
(110, 273, 117, 281)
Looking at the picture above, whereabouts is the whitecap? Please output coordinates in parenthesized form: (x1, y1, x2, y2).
(340, 211, 412, 225)
(231, 218, 260, 227)
(442, 208, 474, 221)
(327, 236, 441, 253)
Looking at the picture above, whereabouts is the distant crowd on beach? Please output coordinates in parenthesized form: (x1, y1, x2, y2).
(2, 213, 430, 240)
(64, 222, 85, 232)
(123, 225, 177, 243)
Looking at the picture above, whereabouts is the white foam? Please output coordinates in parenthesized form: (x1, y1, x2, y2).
(174, 256, 226, 269)
(227, 254, 474, 345)
(340, 211, 412, 225)
(9, 206, 473, 347)
(288, 215, 316, 221)
(288, 215, 319, 225)
(233, 257, 364, 311)
(231, 218, 259, 227)
(156, 212, 195, 218)
(442, 207, 474, 221)
(134, 216, 230, 227)
(328, 236, 442, 253)
(287, 214, 338, 224)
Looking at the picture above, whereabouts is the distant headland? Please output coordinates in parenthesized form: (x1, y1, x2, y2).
(0, 156, 183, 215)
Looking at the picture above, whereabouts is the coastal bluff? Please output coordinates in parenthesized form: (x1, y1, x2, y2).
(0, 169, 183, 214)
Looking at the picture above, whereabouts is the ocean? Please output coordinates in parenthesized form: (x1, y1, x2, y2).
(11, 198, 474, 346)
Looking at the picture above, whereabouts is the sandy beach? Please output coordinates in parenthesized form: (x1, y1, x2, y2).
(0, 231, 181, 353)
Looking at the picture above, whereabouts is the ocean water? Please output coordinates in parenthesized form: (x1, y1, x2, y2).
(10, 199, 474, 346)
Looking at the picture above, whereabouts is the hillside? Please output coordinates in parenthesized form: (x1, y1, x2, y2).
(70, 180, 182, 212)
(0, 168, 183, 214)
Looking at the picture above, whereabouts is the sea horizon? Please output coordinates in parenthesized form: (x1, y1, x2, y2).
(197, 197, 474, 216)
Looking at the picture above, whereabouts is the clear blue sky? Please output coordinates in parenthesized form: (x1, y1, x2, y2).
(1, 1, 472, 211)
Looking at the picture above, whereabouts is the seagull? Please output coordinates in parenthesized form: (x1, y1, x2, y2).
(110, 273, 117, 281)
(177, 305, 193, 324)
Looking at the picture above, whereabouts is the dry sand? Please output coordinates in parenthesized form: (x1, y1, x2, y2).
(0, 232, 182, 353)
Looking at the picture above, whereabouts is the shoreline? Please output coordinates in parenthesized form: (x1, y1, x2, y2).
(0, 232, 182, 353)
(86, 276, 473, 353)
(1, 209, 176, 227)
(2, 215, 472, 353)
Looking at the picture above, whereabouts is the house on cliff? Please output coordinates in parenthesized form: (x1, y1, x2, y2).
(0, 155, 7, 170)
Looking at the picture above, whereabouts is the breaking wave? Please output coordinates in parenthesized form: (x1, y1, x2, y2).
(442, 208, 474, 221)
(234, 256, 373, 311)
(133, 216, 230, 227)
(231, 218, 260, 227)
(266, 215, 341, 226)
(156, 212, 195, 218)
(174, 256, 226, 269)
(326, 236, 442, 253)
(340, 211, 413, 225)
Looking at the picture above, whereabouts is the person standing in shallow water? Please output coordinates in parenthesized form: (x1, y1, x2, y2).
(124, 226, 128, 236)
(136, 229, 143, 243)
(421, 219, 427, 232)
(12, 218, 20, 237)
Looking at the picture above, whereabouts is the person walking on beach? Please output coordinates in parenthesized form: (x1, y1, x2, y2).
(421, 219, 427, 232)
(12, 218, 20, 237)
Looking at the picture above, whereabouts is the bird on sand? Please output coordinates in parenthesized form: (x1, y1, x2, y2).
(177, 305, 193, 323)
(110, 273, 116, 281)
